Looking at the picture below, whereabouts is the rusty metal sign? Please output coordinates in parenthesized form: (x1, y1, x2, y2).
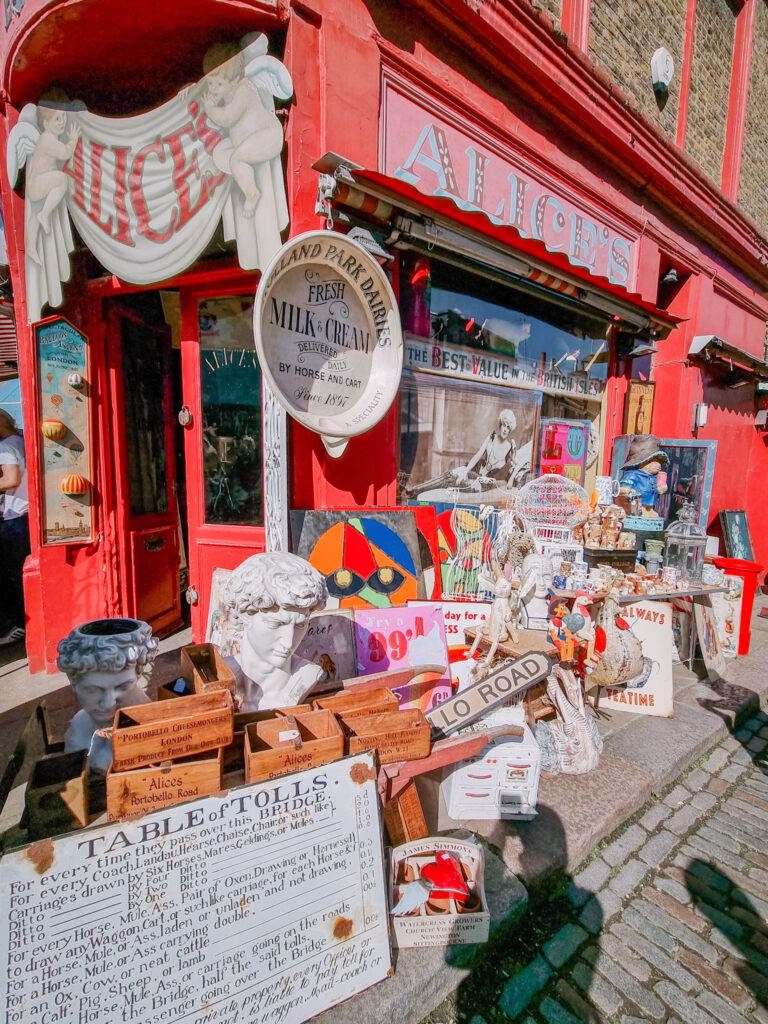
(427, 651, 551, 739)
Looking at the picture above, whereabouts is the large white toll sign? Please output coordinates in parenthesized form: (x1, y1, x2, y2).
(0, 752, 390, 1024)
(254, 231, 403, 457)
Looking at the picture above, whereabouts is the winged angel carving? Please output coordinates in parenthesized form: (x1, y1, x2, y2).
(7, 35, 293, 323)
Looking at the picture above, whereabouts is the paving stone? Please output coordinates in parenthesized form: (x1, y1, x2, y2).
(710, 810, 767, 852)
(690, 791, 717, 812)
(499, 957, 552, 1019)
(609, 858, 649, 899)
(602, 824, 647, 867)
(665, 865, 729, 909)
(640, 886, 707, 933)
(745, 847, 768, 871)
(680, 858, 732, 893)
(656, 874, 696, 906)
(639, 802, 673, 830)
(543, 924, 588, 969)
(622, 906, 676, 951)
(730, 747, 753, 766)
(696, 823, 743, 855)
(604, 702, 727, 790)
(696, 990, 749, 1024)
(582, 945, 665, 1019)
(684, 768, 710, 792)
(664, 784, 690, 808)
(732, 791, 768, 820)
(630, 899, 718, 959)
(708, 928, 744, 960)
(568, 858, 611, 907)
(653, 981, 720, 1024)
(639, 828, 680, 865)
(553, 979, 599, 1024)
(683, 834, 747, 872)
(753, 1005, 768, 1024)
(612, 922, 698, 992)
(734, 727, 752, 743)
(598, 932, 651, 982)
(724, 957, 768, 1003)
(571, 959, 623, 1017)
(718, 763, 748, 782)
(676, 948, 751, 1009)
(667, 804, 705, 835)
(702, 748, 729, 773)
(732, 883, 768, 921)
(539, 996, 584, 1024)
(705, 777, 729, 797)
(690, 900, 745, 940)
(744, 717, 763, 733)
(469, 1017, 487, 1024)
(579, 890, 621, 935)
(747, 736, 768, 754)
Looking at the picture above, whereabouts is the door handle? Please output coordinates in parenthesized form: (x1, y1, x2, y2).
(178, 405, 192, 426)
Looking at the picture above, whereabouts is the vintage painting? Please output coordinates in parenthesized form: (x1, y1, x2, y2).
(694, 595, 727, 681)
(435, 506, 495, 600)
(719, 509, 754, 561)
(35, 317, 94, 545)
(398, 371, 541, 504)
(291, 509, 427, 609)
(622, 381, 655, 434)
(597, 600, 674, 717)
(538, 417, 591, 484)
(710, 575, 744, 658)
(611, 436, 717, 526)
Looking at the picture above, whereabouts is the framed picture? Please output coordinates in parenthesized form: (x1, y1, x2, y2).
(719, 509, 754, 561)
(538, 417, 591, 485)
(623, 381, 655, 434)
(610, 436, 717, 527)
(398, 370, 541, 505)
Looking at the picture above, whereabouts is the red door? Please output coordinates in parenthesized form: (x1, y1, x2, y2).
(179, 282, 267, 640)
(107, 299, 183, 635)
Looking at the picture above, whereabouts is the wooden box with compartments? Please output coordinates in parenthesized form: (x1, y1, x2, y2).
(243, 709, 345, 783)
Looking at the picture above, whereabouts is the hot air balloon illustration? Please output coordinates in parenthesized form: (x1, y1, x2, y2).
(51, 394, 63, 410)
(67, 372, 84, 388)
(41, 419, 67, 442)
(61, 473, 89, 496)
(46, 372, 53, 383)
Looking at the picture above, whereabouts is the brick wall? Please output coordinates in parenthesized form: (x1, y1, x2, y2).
(588, 0, 686, 140)
(738, 0, 768, 236)
(529, 0, 562, 32)
(685, 0, 736, 186)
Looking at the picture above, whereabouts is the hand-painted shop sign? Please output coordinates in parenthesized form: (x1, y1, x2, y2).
(405, 335, 606, 401)
(383, 86, 638, 291)
(254, 230, 404, 457)
(7, 36, 291, 323)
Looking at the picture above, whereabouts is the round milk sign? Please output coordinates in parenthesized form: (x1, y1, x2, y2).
(254, 230, 403, 457)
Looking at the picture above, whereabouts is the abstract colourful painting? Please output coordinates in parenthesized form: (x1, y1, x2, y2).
(291, 510, 426, 609)
(435, 507, 494, 599)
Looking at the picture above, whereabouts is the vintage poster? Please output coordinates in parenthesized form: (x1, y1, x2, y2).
(0, 753, 391, 1024)
(622, 381, 655, 434)
(694, 594, 727, 681)
(710, 575, 744, 658)
(399, 370, 541, 504)
(598, 600, 675, 717)
(354, 605, 452, 711)
(538, 417, 591, 484)
(34, 317, 93, 545)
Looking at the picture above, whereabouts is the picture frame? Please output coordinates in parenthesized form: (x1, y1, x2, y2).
(719, 509, 754, 561)
(622, 381, 655, 434)
(610, 435, 717, 528)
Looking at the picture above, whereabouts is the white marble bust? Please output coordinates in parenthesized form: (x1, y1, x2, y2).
(519, 551, 554, 630)
(57, 619, 157, 774)
(221, 552, 328, 711)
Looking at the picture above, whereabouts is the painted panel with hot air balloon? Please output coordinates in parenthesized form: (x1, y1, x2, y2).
(34, 317, 94, 544)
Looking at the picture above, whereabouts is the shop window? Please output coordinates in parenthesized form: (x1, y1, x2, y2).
(121, 318, 168, 517)
(198, 297, 263, 526)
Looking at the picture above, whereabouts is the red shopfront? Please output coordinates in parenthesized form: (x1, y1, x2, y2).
(1, 0, 767, 673)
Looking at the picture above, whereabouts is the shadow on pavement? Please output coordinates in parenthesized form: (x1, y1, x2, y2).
(685, 857, 768, 1008)
(697, 681, 768, 777)
(436, 805, 604, 1023)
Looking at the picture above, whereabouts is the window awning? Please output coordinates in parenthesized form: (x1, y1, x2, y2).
(313, 153, 682, 337)
(688, 335, 768, 380)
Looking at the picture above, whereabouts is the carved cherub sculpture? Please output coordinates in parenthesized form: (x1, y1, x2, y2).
(221, 551, 328, 711)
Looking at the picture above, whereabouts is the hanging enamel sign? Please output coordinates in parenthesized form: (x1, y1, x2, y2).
(253, 230, 403, 457)
(6, 35, 292, 323)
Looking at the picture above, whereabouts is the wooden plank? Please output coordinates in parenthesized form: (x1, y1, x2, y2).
(106, 749, 222, 820)
(426, 651, 551, 739)
(382, 779, 428, 845)
(111, 691, 234, 772)
(313, 687, 399, 718)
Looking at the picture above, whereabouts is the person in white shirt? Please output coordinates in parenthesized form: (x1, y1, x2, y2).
(0, 409, 30, 645)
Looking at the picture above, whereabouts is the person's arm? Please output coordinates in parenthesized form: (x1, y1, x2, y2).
(463, 434, 491, 475)
(0, 462, 20, 490)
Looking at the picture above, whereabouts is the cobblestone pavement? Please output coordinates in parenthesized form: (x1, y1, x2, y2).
(421, 708, 768, 1024)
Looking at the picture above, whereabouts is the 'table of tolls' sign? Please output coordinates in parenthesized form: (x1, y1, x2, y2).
(426, 652, 551, 739)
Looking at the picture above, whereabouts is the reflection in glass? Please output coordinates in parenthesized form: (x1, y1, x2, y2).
(198, 297, 263, 526)
(121, 319, 168, 517)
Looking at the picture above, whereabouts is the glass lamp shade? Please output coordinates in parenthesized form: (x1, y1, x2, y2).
(664, 504, 707, 584)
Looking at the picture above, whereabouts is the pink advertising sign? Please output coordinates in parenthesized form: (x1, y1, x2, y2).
(382, 85, 638, 291)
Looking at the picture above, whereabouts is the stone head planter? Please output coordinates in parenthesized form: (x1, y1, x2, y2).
(57, 618, 158, 774)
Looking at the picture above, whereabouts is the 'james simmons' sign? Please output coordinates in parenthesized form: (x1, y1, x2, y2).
(254, 231, 403, 457)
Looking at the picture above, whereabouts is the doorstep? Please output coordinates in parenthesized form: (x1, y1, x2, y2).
(316, 601, 768, 1024)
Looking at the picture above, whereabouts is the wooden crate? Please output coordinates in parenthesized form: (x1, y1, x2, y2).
(342, 710, 430, 765)
(312, 687, 399, 719)
(223, 706, 312, 772)
(111, 691, 234, 772)
(106, 749, 222, 821)
(157, 678, 195, 701)
(180, 643, 236, 698)
(25, 749, 88, 840)
(244, 710, 344, 783)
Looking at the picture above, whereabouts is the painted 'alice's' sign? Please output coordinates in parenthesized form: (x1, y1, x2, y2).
(253, 230, 404, 457)
(6, 35, 291, 322)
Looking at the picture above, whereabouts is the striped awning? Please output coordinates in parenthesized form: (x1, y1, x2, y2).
(0, 309, 18, 380)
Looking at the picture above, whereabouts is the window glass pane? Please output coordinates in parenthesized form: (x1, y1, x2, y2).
(198, 297, 263, 526)
(121, 319, 167, 517)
